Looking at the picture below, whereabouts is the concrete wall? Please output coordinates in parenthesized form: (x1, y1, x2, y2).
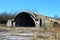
(6, 20, 12, 27)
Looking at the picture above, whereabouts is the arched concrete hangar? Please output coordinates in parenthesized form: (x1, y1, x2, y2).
(14, 12, 36, 27)
(7, 11, 43, 27)
(8, 11, 60, 28)
(14, 11, 42, 27)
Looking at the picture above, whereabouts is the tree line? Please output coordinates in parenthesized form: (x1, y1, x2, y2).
(0, 12, 16, 24)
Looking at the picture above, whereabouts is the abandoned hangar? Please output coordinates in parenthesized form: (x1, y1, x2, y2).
(7, 11, 60, 28)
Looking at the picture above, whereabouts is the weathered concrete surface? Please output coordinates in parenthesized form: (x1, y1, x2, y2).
(6, 20, 12, 27)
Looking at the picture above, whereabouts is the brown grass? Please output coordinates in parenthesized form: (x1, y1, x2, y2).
(0, 26, 60, 40)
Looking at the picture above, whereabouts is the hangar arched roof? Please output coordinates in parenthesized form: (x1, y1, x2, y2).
(14, 11, 36, 21)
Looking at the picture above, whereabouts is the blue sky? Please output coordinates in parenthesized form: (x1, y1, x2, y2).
(0, 0, 60, 17)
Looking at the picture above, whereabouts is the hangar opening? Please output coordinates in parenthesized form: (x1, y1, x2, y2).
(14, 12, 35, 27)
(40, 19, 42, 27)
(54, 21, 58, 27)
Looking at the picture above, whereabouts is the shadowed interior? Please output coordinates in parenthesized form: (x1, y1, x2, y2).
(15, 12, 35, 27)
(40, 19, 42, 27)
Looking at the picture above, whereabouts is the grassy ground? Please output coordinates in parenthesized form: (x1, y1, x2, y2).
(0, 26, 60, 40)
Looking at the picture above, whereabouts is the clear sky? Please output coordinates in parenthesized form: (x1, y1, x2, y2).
(0, 0, 60, 17)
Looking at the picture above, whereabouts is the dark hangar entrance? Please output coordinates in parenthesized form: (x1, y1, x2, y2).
(14, 12, 35, 27)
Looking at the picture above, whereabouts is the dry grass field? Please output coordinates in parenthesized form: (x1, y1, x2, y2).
(0, 26, 60, 40)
